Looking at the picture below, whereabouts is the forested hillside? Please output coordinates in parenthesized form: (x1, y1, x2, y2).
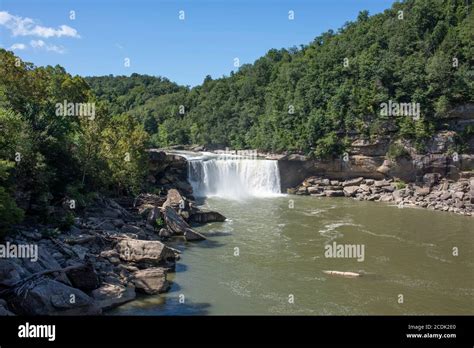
(87, 0, 473, 155)
(0, 50, 150, 232)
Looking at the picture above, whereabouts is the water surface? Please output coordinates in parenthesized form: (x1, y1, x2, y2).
(113, 196, 474, 315)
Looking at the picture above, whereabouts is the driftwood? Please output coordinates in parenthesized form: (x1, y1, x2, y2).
(323, 270, 362, 278)
(63, 235, 97, 245)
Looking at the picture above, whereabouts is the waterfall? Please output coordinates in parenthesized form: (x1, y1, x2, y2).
(185, 153, 282, 199)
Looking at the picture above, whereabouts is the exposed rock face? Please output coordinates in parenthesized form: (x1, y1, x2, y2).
(276, 116, 474, 189)
(9, 278, 101, 315)
(133, 268, 170, 294)
(148, 150, 192, 196)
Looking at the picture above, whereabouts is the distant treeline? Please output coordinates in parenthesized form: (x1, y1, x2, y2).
(86, 0, 473, 157)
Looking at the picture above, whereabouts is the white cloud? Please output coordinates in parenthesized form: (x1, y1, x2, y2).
(10, 43, 26, 50)
(0, 11, 80, 38)
(30, 39, 65, 54)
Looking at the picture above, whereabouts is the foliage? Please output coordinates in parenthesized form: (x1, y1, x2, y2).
(86, 0, 473, 154)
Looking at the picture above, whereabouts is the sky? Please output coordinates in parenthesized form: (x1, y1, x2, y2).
(0, 0, 395, 86)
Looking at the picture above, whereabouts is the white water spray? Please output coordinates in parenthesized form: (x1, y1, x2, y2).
(183, 152, 281, 199)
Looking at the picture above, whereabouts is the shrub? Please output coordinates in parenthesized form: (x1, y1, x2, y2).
(387, 143, 411, 161)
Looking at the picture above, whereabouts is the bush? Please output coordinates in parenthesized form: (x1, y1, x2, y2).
(394, 180, 406, 190)
(387, 143, 411, 161)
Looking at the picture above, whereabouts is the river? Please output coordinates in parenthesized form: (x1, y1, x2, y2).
(112, 154, 474, 315)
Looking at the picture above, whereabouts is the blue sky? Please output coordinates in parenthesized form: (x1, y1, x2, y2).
(1, 0, 395, 86)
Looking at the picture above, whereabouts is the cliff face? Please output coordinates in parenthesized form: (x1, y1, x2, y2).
(278, 104, 474, 191)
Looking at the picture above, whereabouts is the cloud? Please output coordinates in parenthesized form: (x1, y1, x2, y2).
(10, 43, 26, 50)
(30, 39, 65, 54)
(0, 11, 80, 38)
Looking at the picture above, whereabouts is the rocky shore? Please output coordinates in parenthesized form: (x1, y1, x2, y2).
(0, 151, 225, 315)
(291, 173, 474, 216)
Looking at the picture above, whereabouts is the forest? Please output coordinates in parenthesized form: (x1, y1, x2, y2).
(0, 0, 473, 232)
(87, 0, 473, 155)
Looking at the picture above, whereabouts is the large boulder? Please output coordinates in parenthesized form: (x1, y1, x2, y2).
(91, 283, 136, 310)
(163, 189, 185, 209)
(9, 278, 101, 315)
(343, 186, 359, 197)
(0, 259, 29, 288)
(66, 262, 100, 291)
(189, 210, 226, 224)
(115, 239, 177, 264)
(133, 268, 170, 295)
(162, 206, 206, 241)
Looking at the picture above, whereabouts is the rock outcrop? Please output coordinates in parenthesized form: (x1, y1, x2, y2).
(292, 175, 474, 216)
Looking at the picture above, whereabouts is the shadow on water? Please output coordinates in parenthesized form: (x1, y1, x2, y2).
(174, 263, 188, 273)
(200, 231, 232, 237)
(109, 293, 211, 316)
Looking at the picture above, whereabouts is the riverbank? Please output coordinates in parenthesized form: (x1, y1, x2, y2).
(0, 187, 224, 315)
(290, 175, 474, 216)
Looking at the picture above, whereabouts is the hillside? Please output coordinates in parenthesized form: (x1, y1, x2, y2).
(86, 0, 473, 156)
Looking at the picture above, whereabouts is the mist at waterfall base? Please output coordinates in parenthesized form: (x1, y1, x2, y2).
(111, 153, 473, 315)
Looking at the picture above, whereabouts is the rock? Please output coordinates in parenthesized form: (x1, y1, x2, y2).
(163, 189, 185, 209)
(423, 173, 440, 187)
(0, 300, 15, 316)
(426, 131, 456, 154)
(162, 206, 206, 241)
(454, 191, 465, 200)
(365, 179, 375, 185)
(367, 194, 381, 201)
(324, 190, 345, 197)
(350, 138, 389, 156)
(359, 184, 371, 192)
(307, 186, 320, 194)
(376, 160, 392, 175)
(91, 283, 136, 310)
(184, 229, 207, 241)
(382, 185, 395, 192)
(440, 192, 452, 200)
(0, 259, 29, 287)
(158, 228, 171, 238)
(121, 224, 143, 235)
(380, 195, 393, 202)
(342, 177, 364, 187)
(343, 186, 359, 197)
(66, 262, 100, 291)
(374, 179, 390, 187)
(297, 186, 308, 195)
(330, 180, 341, 186)
(415, 186, 431, 196)
(189, 210, 226, 223)
(116, 238, 177, 264)
(9, 278, 101, 315)
(133, 268, 170, 295)
(147, 207, 161, 225)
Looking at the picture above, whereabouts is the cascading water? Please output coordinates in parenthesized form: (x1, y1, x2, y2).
(184, 153, 282, 199)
